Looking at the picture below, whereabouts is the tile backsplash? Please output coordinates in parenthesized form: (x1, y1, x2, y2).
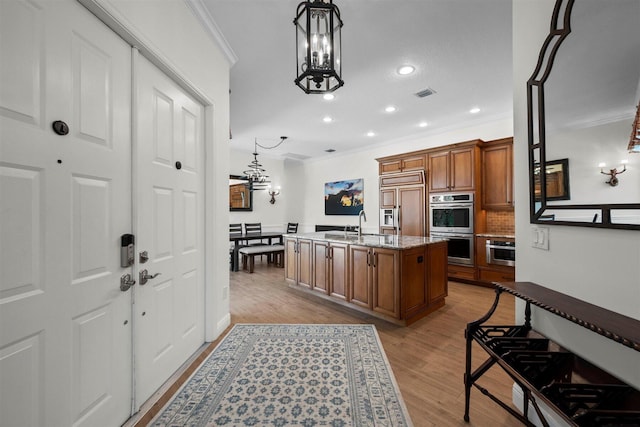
(486, 210, 515, 235)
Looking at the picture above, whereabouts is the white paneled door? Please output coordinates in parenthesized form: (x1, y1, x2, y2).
(0, 0, 133, 426)
(134, 54, 205, 406)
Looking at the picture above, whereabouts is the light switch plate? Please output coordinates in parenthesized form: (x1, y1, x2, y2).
(532, 226, 550, 250)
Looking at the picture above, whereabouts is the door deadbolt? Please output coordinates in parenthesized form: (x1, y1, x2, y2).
(120, 274, 136, 291)
(52, 120, 69, 135)
(139, 269, 161, 285)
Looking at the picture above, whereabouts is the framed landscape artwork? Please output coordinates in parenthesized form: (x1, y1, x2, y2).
(324, 179, 364, 215)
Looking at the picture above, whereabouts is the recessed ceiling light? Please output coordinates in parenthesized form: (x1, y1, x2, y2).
(397, 65, 415, 75)
(385, 106, 397, 113)
(418, 122, 428, 128)
(323, 116, 333, 123)
(367, 131, 376, 137)
(469, 107, 481, 114)
(323, 93, 335, 101)
(325, 148, 336, 153)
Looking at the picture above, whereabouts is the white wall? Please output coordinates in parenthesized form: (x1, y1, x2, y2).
(98, 0, 233, 340)
(514, 0, 640, 388)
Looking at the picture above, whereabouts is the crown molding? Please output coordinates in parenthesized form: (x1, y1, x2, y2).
(184, 0, 238, 66)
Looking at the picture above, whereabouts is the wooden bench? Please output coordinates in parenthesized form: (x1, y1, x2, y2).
(238, 245, 285, 273)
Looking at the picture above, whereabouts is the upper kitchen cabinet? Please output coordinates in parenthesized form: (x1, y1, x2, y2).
(377, 153, 426, 175)
(427, 141, 480, 193)
(481, 138, 513, 210)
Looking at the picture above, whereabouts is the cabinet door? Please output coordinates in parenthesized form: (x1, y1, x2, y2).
(450, 147, 475, 191)
(312, 240, 329, 294)
(329, 243, 348, 300)
(428, 151, 450, 192)
(297, 239, 312, 288)
(427, 242, 448, 302)
(284, 238, 298, 282)
(372, 248, 400, 318)
(482, 143, 513, 209)
(400, 155, 426, 171)
(398, 186, 425, 236)
(380, 188, 396, 209)
(349, 245, 372, 308)
(379, 159, 402, 174)
(402, 247, 427, 317)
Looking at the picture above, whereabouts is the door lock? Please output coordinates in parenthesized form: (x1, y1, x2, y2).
(139, 250, 149, 263)
(139, 269, 161, 285)
(120, 274, 136, 291)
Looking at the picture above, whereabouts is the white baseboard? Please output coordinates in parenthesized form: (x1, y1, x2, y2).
(512, 383, 569, 427)
(216, 313, 231, 336)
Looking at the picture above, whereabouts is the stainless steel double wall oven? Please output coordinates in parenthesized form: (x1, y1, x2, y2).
(429, 193, 474, 265)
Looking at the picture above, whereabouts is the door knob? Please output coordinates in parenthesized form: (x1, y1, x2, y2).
(139, 269, 161, 285)
(120, 274, 136, 291)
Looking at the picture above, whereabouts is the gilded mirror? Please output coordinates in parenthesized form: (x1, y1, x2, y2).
(528, 0, 640, 229)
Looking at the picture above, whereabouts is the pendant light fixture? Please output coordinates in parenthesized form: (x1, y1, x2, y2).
(243, 140, 270, 189)
(243, 137, 288, 190)
(294, 0, 344, 94)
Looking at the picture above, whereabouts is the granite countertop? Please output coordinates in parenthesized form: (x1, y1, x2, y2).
(475, 233, 515, 239)
(283, 232, 447, 250)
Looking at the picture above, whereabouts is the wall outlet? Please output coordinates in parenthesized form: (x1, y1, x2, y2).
(531, 226, 550, 250)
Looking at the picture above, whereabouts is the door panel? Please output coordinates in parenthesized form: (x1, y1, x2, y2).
(0, 1, 132, 426)
(135, 54, 205, 406)
(398, 186, 425, 236)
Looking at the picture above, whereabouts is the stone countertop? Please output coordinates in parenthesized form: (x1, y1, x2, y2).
(475, 233, 516, 239)
(283, 232, 447, 250)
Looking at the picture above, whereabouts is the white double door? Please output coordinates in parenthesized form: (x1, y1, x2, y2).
(0, 1, 205, 425)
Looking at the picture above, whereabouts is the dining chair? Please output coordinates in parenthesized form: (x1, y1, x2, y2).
(229, 223, 245, 270)
(244, 222, 270, 262)
(286, 222, 299, 233)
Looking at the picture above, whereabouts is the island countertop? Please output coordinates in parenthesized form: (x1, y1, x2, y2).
(283, 232, 447, 250)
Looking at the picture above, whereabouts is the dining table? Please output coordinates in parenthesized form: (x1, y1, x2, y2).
(229, 232, 284, 272)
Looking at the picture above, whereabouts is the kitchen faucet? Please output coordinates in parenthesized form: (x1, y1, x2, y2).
(358, 210, 367, 236)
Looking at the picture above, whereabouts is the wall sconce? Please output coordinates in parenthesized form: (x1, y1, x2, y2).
(599, 160, 628, 186)
(267, 185, 281, 204)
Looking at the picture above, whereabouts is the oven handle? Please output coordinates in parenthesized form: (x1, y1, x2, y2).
(430, 203, 473, 209)
(486, 244, 516, 250)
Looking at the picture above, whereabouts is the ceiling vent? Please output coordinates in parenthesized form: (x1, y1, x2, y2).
(415, 87, 437, 98)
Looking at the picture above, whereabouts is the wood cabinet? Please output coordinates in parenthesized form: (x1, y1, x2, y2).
(475, 236, 515, 285)
(313, 241, 349, 300)
(349, 245, 400, 318)
(284, 237, 312, 288)
(378, 171, 426, 236)
(311, 240, 329, 294)
(286, 237, 448, 325)
(481, 138, 513, 210)
(427, 144, 478, 193)
(378, 154, 425, 175)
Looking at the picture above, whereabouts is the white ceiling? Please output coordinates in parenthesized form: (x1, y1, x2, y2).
(203, 0, 513, 159)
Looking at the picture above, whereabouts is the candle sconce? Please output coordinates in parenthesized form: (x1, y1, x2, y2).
(267, 185, 281, 204)
(599, 160, 628, 186)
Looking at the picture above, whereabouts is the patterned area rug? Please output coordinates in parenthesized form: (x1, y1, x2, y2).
(152, 324, 413, 426)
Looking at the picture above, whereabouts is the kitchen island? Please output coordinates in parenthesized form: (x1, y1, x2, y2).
(284, 232, 448, 325)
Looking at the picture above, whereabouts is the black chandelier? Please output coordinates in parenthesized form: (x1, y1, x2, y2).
(294, 0, 344, 94)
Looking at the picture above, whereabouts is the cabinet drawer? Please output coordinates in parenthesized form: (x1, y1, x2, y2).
(448, 264, 476, 280)
(479, 268, 515, 283)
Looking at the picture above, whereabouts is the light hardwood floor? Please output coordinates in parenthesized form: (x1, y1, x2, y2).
(133, 261, 523, 427)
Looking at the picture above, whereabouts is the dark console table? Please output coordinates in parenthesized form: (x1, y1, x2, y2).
(464, 281, 640, 426)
